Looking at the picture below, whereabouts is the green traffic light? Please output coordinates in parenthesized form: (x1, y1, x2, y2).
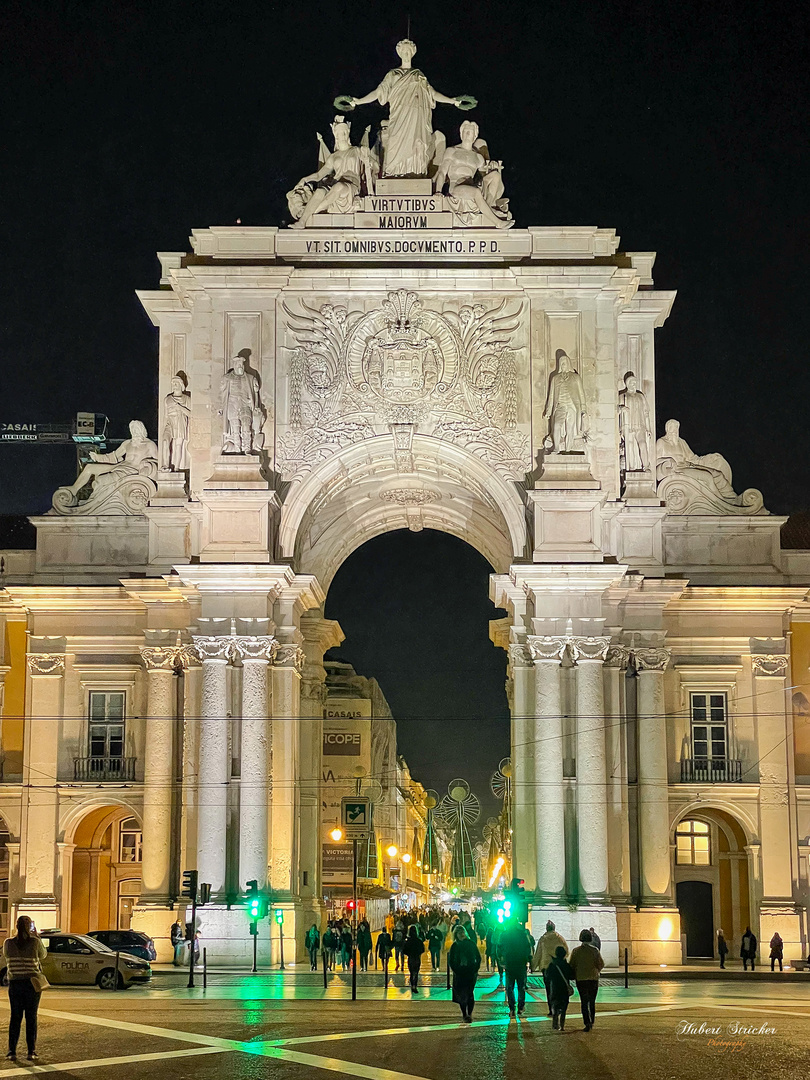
(274, 909, 284, 924)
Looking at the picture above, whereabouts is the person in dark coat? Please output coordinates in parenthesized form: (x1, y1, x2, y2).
(717, 929, 729, 969)
(448, 925, 481, 1023)
(740, 927, 757, 971)
(498, 920, 533, 1018)
(402, 924, 425, 992)
(376, 928, 394, 970)
(428, 925, 444, 970)
(546, 945, 575, 1031)
(305, 925, 321, 971)
(356, 920, 373, 972)
(340, 926, 354, 971)
(769, 932, 784, 972)
(392, 921, 406, 971)
(484, 926, 495, 971)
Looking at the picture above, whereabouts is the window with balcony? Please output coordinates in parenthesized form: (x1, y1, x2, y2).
(675, 819, 711, 865)
(74, 692, 135, 781)
(680, 692, 742, 782)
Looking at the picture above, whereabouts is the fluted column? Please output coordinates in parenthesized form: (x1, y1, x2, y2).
(270, 644, 304, 895)
(140, 645, 179, 901)
(636, 647, 672, 903)
(528, 636, 567, 898)
(508, 643, 535, 888)
(571, 637, 611, 899)
(234, 636, 277, 888)
(193, 636, 232, 894)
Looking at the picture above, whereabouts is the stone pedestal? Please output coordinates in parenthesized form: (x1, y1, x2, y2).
(530, 904, 620, 968)
(615, 908, 682, 965)
(528, 462, 605, 562)
(198, 457, 279, 563)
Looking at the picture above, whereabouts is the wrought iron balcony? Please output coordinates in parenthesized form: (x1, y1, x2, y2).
(680, 757, 743, 783)
(73, 756, 136, 782)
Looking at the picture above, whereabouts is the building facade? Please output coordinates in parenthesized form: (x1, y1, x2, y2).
(1, 43, 810, 965)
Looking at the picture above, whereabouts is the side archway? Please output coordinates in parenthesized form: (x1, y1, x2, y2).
(64, 804, 142, 934)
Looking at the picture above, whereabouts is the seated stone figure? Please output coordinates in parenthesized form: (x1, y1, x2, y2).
(51, 420, 159, 515)
(433, 121, 513, 229)
(655, 418, 766, 515)
(288, 116, 375, 228)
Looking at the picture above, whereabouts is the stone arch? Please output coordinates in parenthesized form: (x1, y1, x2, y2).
(279, 434, 527, 588)
(63, 801, 142, 934)
(62, 796, 141, 846)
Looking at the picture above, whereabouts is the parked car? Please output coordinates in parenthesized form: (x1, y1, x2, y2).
(0, 933, 151, 989)
(87, 929, 157, 962)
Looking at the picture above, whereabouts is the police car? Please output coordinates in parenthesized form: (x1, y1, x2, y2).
(1, 932, 151, 989)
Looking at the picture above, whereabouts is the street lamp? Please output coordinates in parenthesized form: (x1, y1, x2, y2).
(330, 826, 344, 842)
(401, 852, 412, 865)
(386, 844, 398, 859)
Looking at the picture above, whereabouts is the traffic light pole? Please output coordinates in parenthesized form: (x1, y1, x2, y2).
(351, 839, 358, 1002)
(187, 894, 197, 989)
(252, 923, 258, 973)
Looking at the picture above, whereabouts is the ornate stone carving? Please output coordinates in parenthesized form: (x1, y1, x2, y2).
(220, 356, 265, 454)
(434, 122, 512, 229)
(527, 636, 568, 663)
(141, 646, 180, 672)
(635, 647, 671, 673)
(192, 636, 234, 663)
(301, 674, 327, 704)
(751, 654, 789, 677)
(379, 487, 440, 505)
(656, 419, 766, 516)
(569, 637, 611, 663)
(274, 644, 305, 671)
(51, 420, 158, 516)
(543, 351, 589, 453)
(26, 654, 65, 676)
(619, 372, 651, 473)
(605, 645, 631, 669)
(161, 375, 191, 471)
(336, 39, 476, 178)
(288, 116, 376, 227)
(508, 643, 532, 669)
(232, 636, 279, 664)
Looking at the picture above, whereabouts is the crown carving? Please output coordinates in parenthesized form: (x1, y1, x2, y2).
(381, 289, 422, 336)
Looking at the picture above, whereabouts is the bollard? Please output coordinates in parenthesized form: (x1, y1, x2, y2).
(446, 949, 450, 991)
(624, 947, 629, 989)
(203, 947, 207, 991)
(323, 948, 328, 989)
(114, 951, 120, 991)
(352, 947, 357, 1001)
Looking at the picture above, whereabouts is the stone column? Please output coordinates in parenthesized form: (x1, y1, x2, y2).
(270, 644, 304, 897)
(192, 636, 232, 894)
(20, 648, 65, 924)
(636, 647, 672, 903)
(234, 636, 277, 888)
(508, 643, 535, 889)
(571, 637, 611, 899)
(527, 636, 567, 898)
(140, 645, 179, 901)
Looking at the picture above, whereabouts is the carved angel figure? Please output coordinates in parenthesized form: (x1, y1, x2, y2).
(433, 121, 512, 228)
(287, 117, 376, 228)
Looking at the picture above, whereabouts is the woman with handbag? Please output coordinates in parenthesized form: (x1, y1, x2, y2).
(2, 915, 48, 1060)
(546, 945, 575, 1031)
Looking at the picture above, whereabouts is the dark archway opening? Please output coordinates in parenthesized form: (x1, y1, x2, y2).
(324, 529, 509, 818)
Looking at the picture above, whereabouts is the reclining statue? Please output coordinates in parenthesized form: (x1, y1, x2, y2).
(655, 419, 766, 515)
(51, 420, 159, 516)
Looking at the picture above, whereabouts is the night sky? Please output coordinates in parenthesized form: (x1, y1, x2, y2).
(1, 1, 808, 817)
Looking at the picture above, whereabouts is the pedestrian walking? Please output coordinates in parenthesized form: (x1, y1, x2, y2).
(448, 925, 481, 1023)
(740, 927, 757, 971)
(546, 946, 574, 1031)
(484, 926, 495, 972)
(531, 920, 569, 1016)
(769, 932, 784, 972)
(357, 920, 373, 972)
(498, 920, 533, 1018)
(490, 922, 505, 988)
(340, 926, 353, 971)
(170, 919, 185, 966)
(392, 920, 406, 971)
(402, 925, 425, 992)
(717, 929, 729, 969)
(3, 916, 47, 1061)
(376, 928, 394, 972)
(588, 927, 602, 951)
(305, 924, 321, 971)
(568, 929, 604, 1031)
(428, 924, 444, 971)
(322, 924, 337, 970)
(192, 930, 202, 968)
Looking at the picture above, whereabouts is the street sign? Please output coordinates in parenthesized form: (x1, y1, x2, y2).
(341, 796, 370, 839)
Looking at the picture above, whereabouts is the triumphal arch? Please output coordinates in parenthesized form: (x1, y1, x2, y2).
(7, 39, 810, 965)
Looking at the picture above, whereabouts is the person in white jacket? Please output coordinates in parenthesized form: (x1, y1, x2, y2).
(531, 921, 569, 1016)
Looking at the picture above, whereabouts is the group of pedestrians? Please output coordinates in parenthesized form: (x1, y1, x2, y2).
(306, 918, 375, 972)
(717, 927, 785, 971)
(532, 921, 605, 1031)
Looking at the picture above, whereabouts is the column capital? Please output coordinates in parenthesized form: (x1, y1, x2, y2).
(192, 635, 233, 662)
(605, 644, 631, 669)
(527, 636, 567, 663)
(26, 654, 65, 677)
(635, 646, 671, 673)
(751, 654, 789, 677)
(569, 636, 611, 663)
(301, 675, 327, 704)
(274, 644, 305, 671)
(508, 643, 532, 669)
(140, 645, 179, 672)
(233, 636, 279, 664)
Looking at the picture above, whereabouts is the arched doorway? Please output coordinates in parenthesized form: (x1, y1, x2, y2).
(68, 806, 142, 933)
(673, 809, 751, 959)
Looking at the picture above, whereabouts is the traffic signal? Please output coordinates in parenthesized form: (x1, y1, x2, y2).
(199, 882, 211, 906)
(274, 908, 284, 925)
(346, 899, 356, 913)
(503, 900, 512, 918)
(181, 869, 198, 902)
(246, 879, 261, 919)
(497, 907, 505, 923)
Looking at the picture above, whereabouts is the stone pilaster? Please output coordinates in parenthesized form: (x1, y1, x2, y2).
(635, 647, 672, 903)
(140, 645, 179, 902)
(192, 635, 232, 894)
(234, 636, 277, 888)
(570, 636, 611, 900)
(527, 636, 567, 898)
(508, 642, 534, 888)
(270, 644, 304, 896)
(604, 645, 631, 899)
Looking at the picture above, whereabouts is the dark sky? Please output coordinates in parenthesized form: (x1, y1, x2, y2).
(1, 0, 808, 813)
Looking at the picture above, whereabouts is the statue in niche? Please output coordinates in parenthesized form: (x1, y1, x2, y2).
(51, 420, 158, 515)
(433, 122, 513, 229)
(543, 351, 589, 452)
(220, 355, 264, 453)
(619, 372, 652, 471)
(655, 418, 766, 515)
(335, 38, 476, 177)
(288, 116, 376, 229)
(161, 375, 191, 471)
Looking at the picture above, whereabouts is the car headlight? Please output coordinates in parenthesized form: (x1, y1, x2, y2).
(123, 959, 145, 969)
